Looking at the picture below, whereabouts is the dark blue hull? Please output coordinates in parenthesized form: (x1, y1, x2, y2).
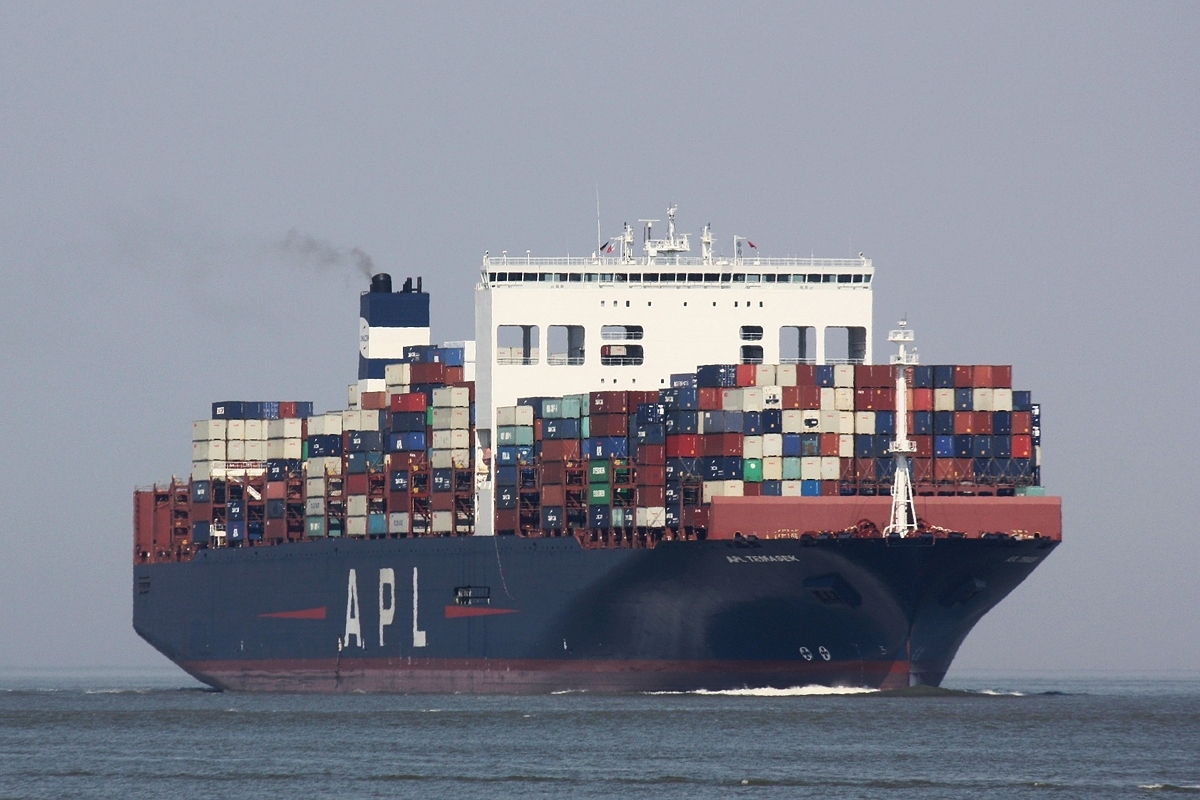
(133, 535, 1057, 692)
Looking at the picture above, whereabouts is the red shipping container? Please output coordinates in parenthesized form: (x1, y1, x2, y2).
(854, 387, 874, 411)
(391, 392, 428, 412)
(875, 387, 895, 409)
(666, 435, 702, 458)
(590, 391, 629, 415)
(972, 365, 993, 388)
(533, 419, 543, 441)
(840, 458, 856, 481)
(698, 388, 722, 410)
(855, 364, 873, 388)
(743, 482, 762, 497)
(637, 444, 666, 465)
(972, 411, 993, 435)
(954, 365, 974, 387)
(736, 364, 756, 387)
(911, 388, 933, 411)
(934, 458, 973, 482)
(821, 480, 840, 496)
(540, 462, 565, 485)
(388, 452, 427, 470)
(541, 439, 581, 461)
(913, 435, 933, 458)
(265, 518, 286, 538)
(346, 473, 368, 494)
(361, 391, 387, 410)
(954, 411, 975, 435)
(541, 485, 566, 506)
(781, 386, 802, 409)
(388, 492, 410, 513)
(1012, 435, 1032, 459)
(445, 366, 464, 384)
(636, 486, 666, 505)
(1012, 412, 1032, 435)
(705, 433, 743, 457)
(795, 365, 817, 386)
(279, 401, 298, 418)
(820, 433, 839, 456)
(410, 362, 446, 384)
(495, 509, 518, 530)
(800, 386, 822, 410)
(590, 413, 629, 437)
(636, 465, 666, 486)
(992, 365, 1012, 388)
(854, 458, 875, 481)
(432, 492, 455, 511)
(912, 457, 934, 483)
(265, 481, 285, 499)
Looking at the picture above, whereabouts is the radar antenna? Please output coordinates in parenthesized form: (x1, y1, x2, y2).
(701, 223, 714, 265)
(885, 320, 920, 537)
(643, 206, 690, 261)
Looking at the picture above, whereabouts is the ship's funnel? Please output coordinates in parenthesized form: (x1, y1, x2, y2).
(370, 273, 392, 294)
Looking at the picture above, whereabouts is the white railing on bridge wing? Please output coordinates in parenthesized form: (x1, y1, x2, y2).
(545, 355, 586, 366)
(482, 256, 872, 269)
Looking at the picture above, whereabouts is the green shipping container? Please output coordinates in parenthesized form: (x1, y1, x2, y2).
(561, 395, 585, 419)
(514, 426, 534, 446)
(541, 398, 563, 419)
(744, 458, 763, 482)
(328, 517, 344, 538)
(581, 416, 590, 438)
(588, 484, 611, 506)
(301, 440, 309, 460)
(1016, 486, 1046, 496)
(589, 460, 611, 483)
(783, 457, 801, 480)
(305, 516, 326, 537)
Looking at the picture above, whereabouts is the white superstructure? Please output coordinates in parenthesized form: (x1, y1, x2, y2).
(471, 208, 876, 534)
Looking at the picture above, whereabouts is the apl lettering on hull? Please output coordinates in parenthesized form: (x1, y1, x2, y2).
(342, 567, 427, 651)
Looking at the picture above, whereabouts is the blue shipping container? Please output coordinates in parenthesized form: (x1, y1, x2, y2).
(390, 470, 409, 492)
(801, 479, 822, 496)
(934, 435, 956, 458)
(933, 366, 956, 388)
(955, 388, 974, 411)
(661, 387, 699, 409)
(912, 365, 934, 389)
(782, 434, 802, 457)
(762, 409, 783, 433)
(696, 364, 738, 388)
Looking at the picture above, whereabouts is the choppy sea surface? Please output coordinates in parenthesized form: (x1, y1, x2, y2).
(1, 668, 1198, 799)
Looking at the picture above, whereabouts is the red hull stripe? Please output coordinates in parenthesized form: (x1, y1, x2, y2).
(444, 605, 519, 619)
(258, 607, 327, 620)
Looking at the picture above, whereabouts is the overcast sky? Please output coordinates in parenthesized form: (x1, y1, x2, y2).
(1, 2, 1197, 676)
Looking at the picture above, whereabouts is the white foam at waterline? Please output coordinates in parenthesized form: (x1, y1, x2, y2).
(977, 689, 1027, 696)
(648, 685, 877, 696)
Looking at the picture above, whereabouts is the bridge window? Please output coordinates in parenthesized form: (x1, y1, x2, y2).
(740, 345, 764, 364)
(780, 326, 816, 364)
(601, 344, 644, 366)
(740, 325, 764, 341)
(496, 325, 539, 365)
(601, 325, 644, 340)
(547, 325, 585, 365)
(825, 326, 867, 364)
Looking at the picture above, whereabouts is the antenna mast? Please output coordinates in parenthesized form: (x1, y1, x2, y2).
(885, 320, 920, 537)
(595, 187, 602, 258)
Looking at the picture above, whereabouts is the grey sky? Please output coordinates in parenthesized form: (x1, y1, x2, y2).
(1, 2, 1196, 674)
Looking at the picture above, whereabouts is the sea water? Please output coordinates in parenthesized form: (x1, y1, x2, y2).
(1, 669, 1197, 799)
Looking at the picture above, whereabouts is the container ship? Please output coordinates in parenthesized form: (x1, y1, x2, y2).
(133, 208, 1061, 693)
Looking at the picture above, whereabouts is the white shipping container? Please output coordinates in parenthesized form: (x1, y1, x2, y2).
(431, 511, 453, 533)
(838, 411, 856, 435)
(384, 362, 411, 385)
(754, 364, 776, 386)
(855, 411, 876, 434)
(761, 386, 783, 409)
(347, 495, 368, 516)
(245, 419, 267, 440)
(450, 408, 471, 429)
(193, 440, 226, 461)
(463, 363, 477, 382)
(644, 507, 667, 528)
(934, 388, 955, 412)
(432, 430, 454, 449)
(347, 383, 359, 408)
(742, 436, 763, 459)
(839, 434, 854, 458)
(801, 456, 821, 480)
(451, 449, 471, 468)
(191, 461, 213, 481)
(244, 440, 266, 461)
(496, 406, 517, 426)
(226, 440, 246, 460)
(266, 438, 302, 460)
(802, 409, 821, 432)
(268, 418, 303, 439)
(388, 512, 410, 534)
(781, 480, 803, 496)
(993, 388, 1013, 411)
(449, 429, 470, 449)
(433, 386, 471, 407)
(431, 408, 453, 429)
(762, 433, 783, 457)
(307, 414, 343, 437)
(192, 419, 227, 441)
(762, 456, 783, 480)
(819, 410, 839, 433)
(431, 449, 453, 469)
(306, 477, 325, 497)
(344, 410, 382, 432)
(305, 456, 342, 477)
(514, 405, 534, 425)
(782, 410, 805, 434)
(834, 387, 855, 411)
(742, 387, 764, 412)
(973, 388, 994, 412)
(775, 364, 798, 386)
(819, 387, 836, 410)
(834, 364, 855, 387)
(821, 456, 841, 480)
(346, 516, 367, 537)
(721, 388, 744, 411)
(305, 497, 326, 516)
(225, 419, 246, 440)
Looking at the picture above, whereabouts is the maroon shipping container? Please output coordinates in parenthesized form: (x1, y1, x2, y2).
(361, 391, 387, 410)
(800, 387, 822, 410)
(410, 362, 446, 384)
(541, 485, 566, 506)
(590, 413, 629, 437)
(388, 492, 410, 513)
(636, 465, 666, 486)
(992, 365, 1013, 388)
(636, 486, 666, 506)
(279, 401, 298, 418)
(781, 386, 802, 409)
(854, 458, 875, 482)
(819, 433, 839, 456)
(935, 458, 973, 482)
(743, 482, 762, 497)
(953, 365, 974, 388)
(666, 435, 702, 458)
(821, 480, 840, 497)
(705, 433, 743, 457)
(431, 492, 455, 511)
(540, 462, 566, 485)
(698, 388, 722, 410)
(265, 481, 285, 499)
(914, 435, 933, 458)
(795, 364, 817, 386)
(495, 509, 518, 531)
(972, 365, 993, 388)
(541, 439, 581, 461)
(1012, 412, 1032, 435)
(972, 411, 993, 435)
(265, 518, 286, 538)
(346, 473, 368, 495)
(388, 452, 428, 471)
(444, 366, 464, 384)
(533, 419, 543, 441)
(912, 457, 934, 483)
(590, 391, 629, 415)
(954, 412, 975, 435)
(637, 444, 666, 466)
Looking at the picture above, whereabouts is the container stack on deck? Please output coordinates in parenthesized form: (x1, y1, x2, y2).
(136, 358, 1041, 562)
